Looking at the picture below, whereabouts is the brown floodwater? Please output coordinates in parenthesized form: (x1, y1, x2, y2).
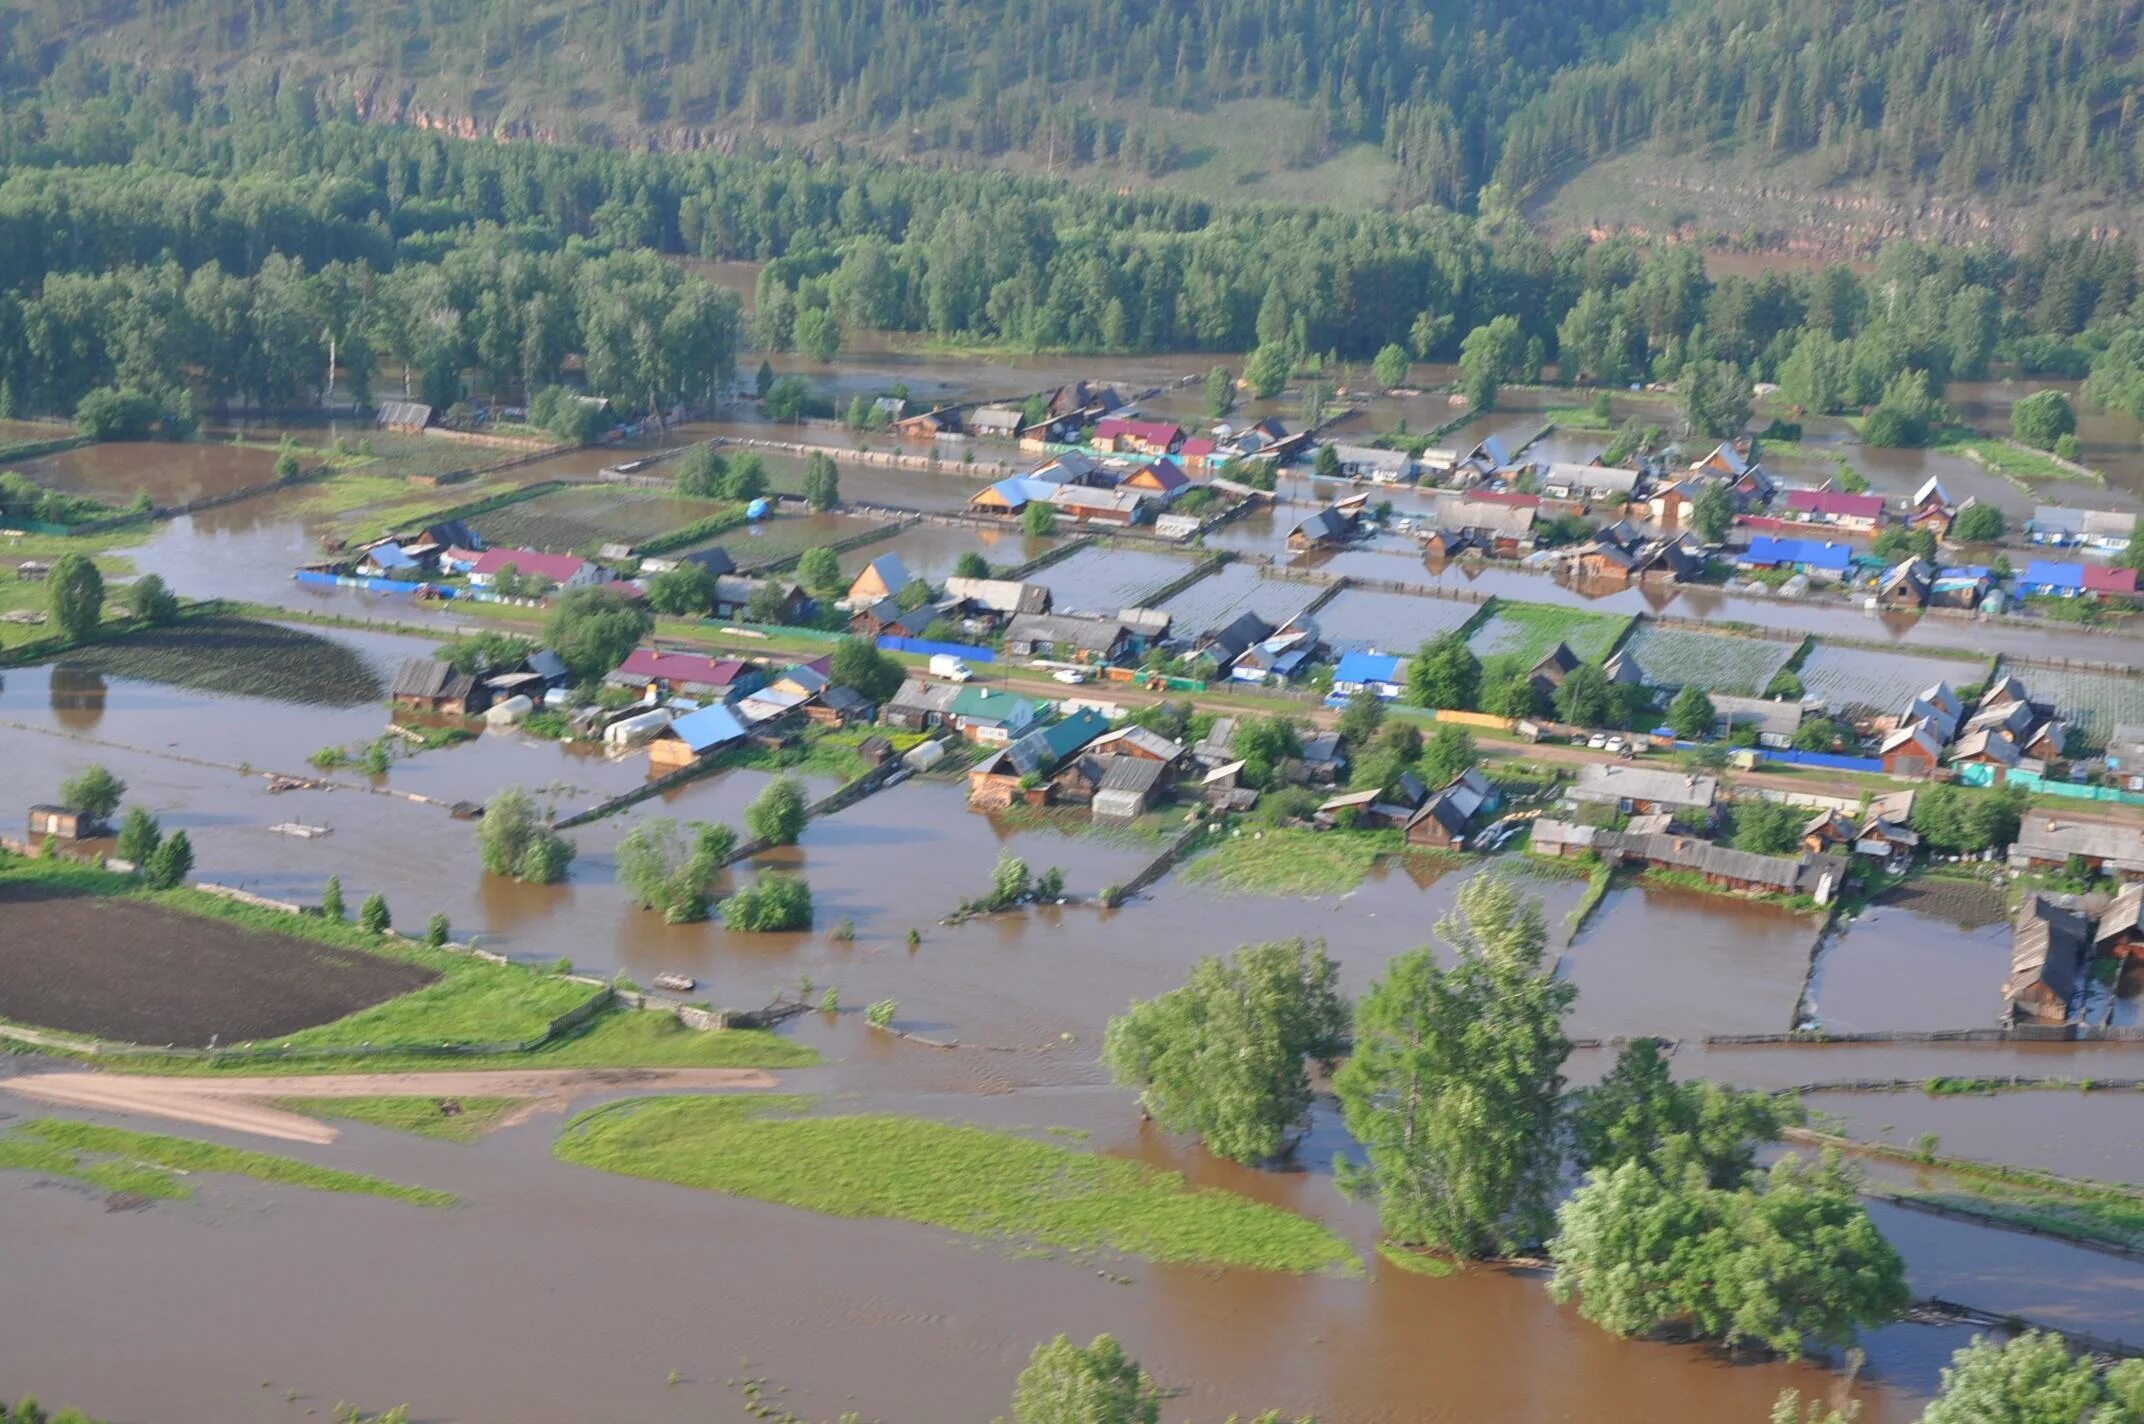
(1804, 889, 2014, 1035)
(1801, 1089, 2144, 1184)
(12, 439, 287, 507)
(1562, 882, 1824, 1041)
(8, 616, 2144, 1421)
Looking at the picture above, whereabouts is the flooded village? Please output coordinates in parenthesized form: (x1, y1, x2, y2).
(8, 328, 2144, 1424)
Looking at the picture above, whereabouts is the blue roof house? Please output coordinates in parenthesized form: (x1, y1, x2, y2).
(2020, 560, 2086, 597)
(1330, 651, 1410, 702)
(1736, 536, 1853, 580)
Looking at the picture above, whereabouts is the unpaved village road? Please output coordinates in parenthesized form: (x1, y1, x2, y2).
(0, 1067, 781, 1144)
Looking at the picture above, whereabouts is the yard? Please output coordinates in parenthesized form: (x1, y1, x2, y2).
(1158, 563, 1320, 636)
(1994, 661, 2144, 752)
(1314, 587, 1483, 655)
(473, 486, 737, 552)
(1797, 641, 1992, 716)
(1466, 600, 1631, 676)
(1620, 624, 1801, 697)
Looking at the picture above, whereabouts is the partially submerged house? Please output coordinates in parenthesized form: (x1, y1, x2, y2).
(2008, 895, 2089, 1024)
(942, 577, 1050, 627)
(1092, 755, 1168, 821)
(2098, 882, 2144, 962)
(1736, 536, 1853, 581)
(1403, 768, 1501, 849)
(647, 703, 749, 769)
(1877, 559, 1933, 609)
(1288, 504, 1360, 552)
(1328, 444, 1415, 483)
(390, 657, 484, 717)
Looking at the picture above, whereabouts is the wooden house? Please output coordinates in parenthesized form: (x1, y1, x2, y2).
(1403, 768, 1500, 849)
(1908, 478, 1955, 537)
(883, 678, 962, 732)
(2008, 895, 2087, 1024)
(390, 657, 484, 717)
(646, 704, 749, 770)
(2008, 816, 2144, 882)
(1092, 418, 1181, 456)
(1288, 505, 1359, 552)
(1527, 643, 1581, 703)
(1877, 722, 1945, 777)
(1877, 559, 1932, 609)
(847, 554, 913, 606)
(1003, 612, 1129, 665)
(2097, 883, 2144, 962)
(893, 407, 961, 441)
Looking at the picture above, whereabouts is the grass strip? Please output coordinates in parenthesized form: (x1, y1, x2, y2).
(7, 1121, 455, 1205)
(1182, 826, 1401, 897)
(277, 1095, 521, 1143)
(555, 1096, 1360, 1275)
(1376, 1242, 1459, 1277)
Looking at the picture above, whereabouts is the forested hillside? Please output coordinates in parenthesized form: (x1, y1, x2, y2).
(7, 0, 2141, 230)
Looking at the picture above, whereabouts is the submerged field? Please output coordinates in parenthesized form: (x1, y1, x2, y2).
(0, 1119, 456, 1205)
(554, 1095, 1360, 1274)
(1621, 624, 1800, 696)
(1993, 661, 2144, 752)
(42, 614, 387, 707)
(1797, 642, 1991, 715)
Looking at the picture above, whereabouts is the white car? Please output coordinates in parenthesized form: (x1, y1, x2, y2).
(1587, 733, 1609, 750)
(1603, 735, 1626, 752)
(1052, 668, 1088, 685)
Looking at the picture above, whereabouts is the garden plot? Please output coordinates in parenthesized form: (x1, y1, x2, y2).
(1466, 601, 1630, 673)
(1158, 564, 1319, 636)
(1315, 588, 1482, 655)
(473, 487, 733, 551)
(45, 614, 387, 707)
(1996, 662, 2144, 752)
(0, 879, 436, 1045)
(1030, 545, 1197, 614)
(1621, 625, 1800, 697)
(1798, 642, 1991, 716)
(722, 510, 892, 570)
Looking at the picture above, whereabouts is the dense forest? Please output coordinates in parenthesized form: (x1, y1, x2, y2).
(0, 69, 2139, 438)
(6, 0, 2141, 215)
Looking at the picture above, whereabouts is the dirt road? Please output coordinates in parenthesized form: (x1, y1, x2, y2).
(1, 1067, 780, 1144)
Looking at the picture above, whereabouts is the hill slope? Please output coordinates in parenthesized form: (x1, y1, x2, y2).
(12, 0, 2144, 241)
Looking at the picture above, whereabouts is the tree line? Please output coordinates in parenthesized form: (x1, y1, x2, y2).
(0, 79, 2140, 438)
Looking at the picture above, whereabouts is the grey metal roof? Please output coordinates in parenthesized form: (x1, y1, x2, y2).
(1568, 763, 1718, 809)
(2009, 895, 2088, 1008)
(1098, 756, 1166, 795)
(1005, 612, 1127, 652)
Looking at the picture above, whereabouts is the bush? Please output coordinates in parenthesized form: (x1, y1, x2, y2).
(74, 385, 161, 441)
(2011, 390, 2076, 451)
(1022, 501, 1057, 537)
(746, 776, 807, 846)
(424, 912, 450, 948)
(47, 553, 105, 640)
(1949, 504, 2003, 543)
(142, 829, 193, 890)
(320, 874, 345, 920)
(59, 764, 125, 823)
(529, 385, 610, 443)
(721, 871, 813, 931)
(478, 786, 577, 883)
(866, 998, 898, 1029)
(358, 892, 391, 934)
(114, 806, 161, 866)
(125, 573, 179, 626)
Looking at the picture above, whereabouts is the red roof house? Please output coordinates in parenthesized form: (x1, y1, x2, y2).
(2084, 564, 2138, 598)
(606, 648, 752, 694)
(469, 547, 606, 589)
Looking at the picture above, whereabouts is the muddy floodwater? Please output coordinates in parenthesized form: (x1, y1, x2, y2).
(12, 356, 2144, 1424)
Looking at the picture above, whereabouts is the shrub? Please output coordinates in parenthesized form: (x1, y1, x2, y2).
(142, 829, 193, 890)
(359, 892, 391, 934)
(746, 776, 807, 846)
(478, 786, 577, 884)
(720, 871, 813, 931)
(320, 874, 346, 920)
(114, 806, 161, 866)
(125, 573, 179, 626)
(866, 999, 898, 1029)
(424, 912, 450, 948)
(59, 764, 125, 823)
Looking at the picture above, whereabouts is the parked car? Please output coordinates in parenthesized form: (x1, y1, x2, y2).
(1587, 733, 1608, 750)
(1052, 668, 1088, 685)
(929, 653, 973, 682)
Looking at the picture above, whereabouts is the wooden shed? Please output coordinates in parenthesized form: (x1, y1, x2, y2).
(27, 804, 85, 840)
